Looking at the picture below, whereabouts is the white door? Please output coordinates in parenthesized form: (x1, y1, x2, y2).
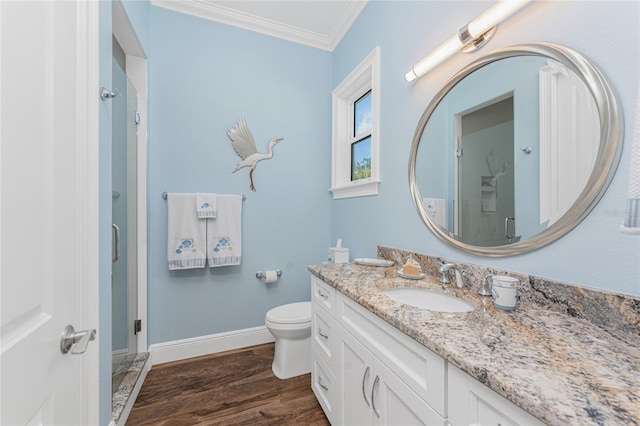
(1, 1, 100, 425)
(539, 60, 600, 226)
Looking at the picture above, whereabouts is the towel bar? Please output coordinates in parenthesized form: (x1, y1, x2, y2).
(162, 192, 246, 201)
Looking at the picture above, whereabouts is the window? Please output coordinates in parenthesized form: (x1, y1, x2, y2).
(331, 47, 380, 199)
(351, 91, 372, 181)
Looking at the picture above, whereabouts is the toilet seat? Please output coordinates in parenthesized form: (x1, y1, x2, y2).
(266, 301, 311, 325)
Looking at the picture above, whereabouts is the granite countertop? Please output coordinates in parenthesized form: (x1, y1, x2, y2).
(308, 261, 640, 426)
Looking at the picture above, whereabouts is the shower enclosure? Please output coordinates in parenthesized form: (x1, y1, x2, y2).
(111, 49, 139, 393)
(110, 3, 149, 423)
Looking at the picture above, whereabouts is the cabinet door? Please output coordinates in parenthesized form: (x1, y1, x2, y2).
(373, 360, 446, 426)
(448, 364, 543, 426)
(338, 292, 446, 415)
(337, 324, 375, 425)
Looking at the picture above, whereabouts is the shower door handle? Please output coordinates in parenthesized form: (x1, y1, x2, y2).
(504, 217, 515, 242)
(112, 223, 120, 263)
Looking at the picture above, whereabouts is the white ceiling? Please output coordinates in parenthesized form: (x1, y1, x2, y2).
(152, 0, 368, 51)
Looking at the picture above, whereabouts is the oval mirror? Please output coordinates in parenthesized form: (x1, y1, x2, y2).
(409, 43, 623, 257)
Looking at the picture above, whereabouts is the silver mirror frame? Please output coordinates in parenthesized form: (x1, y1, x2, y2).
(409, 43, 623, 257)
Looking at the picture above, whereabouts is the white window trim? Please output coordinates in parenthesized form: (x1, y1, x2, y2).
(330, 47, 380, 199)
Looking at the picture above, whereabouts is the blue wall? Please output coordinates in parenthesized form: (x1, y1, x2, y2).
(147, 7, 332, 344)
(331, 1, 640, 296)
(121, 0, 150, 54)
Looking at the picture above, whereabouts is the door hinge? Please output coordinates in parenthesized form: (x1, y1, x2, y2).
(456, 148, 464, 158)
(134, 111, 141, 125)
(134, 319, 142, 335)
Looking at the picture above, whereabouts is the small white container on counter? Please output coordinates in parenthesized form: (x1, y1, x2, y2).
(328, 247, 349, 263)
(489, 275, 520, 311)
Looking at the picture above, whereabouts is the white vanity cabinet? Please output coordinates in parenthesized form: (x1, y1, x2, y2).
(310, 275, 542, 426)
(447, 364, 544, 426)
(311, 273, 446, 425)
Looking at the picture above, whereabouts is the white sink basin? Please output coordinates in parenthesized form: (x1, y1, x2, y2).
(383, 288, 474, 313)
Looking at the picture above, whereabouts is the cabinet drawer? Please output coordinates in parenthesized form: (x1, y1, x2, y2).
(338, 293, 446, 417)
(448, 364, 543, 426)
(311, 347, 336, 424)
(311, 275, 336, 316)
(312, 302, 337, 370)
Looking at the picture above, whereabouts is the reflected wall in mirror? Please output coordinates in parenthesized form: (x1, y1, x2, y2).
(409, 43, 623, 257)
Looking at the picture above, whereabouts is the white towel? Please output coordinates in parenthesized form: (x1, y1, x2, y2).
(196, 193, 217, 218)
(207, 194, 242, 267)
(621, 83, 640, 233)
(167, 193, 206, 270)
(423, 197, 447, 229)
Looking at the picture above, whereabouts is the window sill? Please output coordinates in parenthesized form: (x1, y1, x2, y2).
(330, 179, 380, 199)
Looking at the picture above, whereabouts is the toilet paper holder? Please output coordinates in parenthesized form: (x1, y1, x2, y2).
(256, 270, 282, 280)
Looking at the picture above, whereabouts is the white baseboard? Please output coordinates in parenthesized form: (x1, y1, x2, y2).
(149, 325, 275, 366)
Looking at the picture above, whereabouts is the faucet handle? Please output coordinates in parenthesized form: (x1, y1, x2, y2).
(438, 263, 454, 283)
(478, 275, 493, 296)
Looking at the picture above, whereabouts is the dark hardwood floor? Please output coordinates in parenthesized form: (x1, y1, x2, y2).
(127, 343, 330, 425)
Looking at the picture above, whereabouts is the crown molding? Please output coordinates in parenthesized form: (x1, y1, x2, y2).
(151, 0, 367, 51)
(328, 1, 367, 50)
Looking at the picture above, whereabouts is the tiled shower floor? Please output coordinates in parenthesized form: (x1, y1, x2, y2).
(112, 352, 149, 424)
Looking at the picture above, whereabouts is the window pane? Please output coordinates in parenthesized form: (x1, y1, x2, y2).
(351, 136, 371, 181)
(354, 90, 372, 137)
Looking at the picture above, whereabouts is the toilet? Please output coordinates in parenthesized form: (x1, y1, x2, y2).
(265, 301, 312, 379)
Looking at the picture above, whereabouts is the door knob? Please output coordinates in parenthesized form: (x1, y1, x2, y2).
(60, 325, 96, 355)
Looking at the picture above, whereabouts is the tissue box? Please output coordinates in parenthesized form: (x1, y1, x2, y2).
(328, 247, 349, 264)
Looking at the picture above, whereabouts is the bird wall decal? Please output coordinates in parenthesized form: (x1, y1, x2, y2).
(227, 118, 283, 191)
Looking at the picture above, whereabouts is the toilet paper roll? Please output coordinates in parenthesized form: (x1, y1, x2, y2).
(264, 270, 279, 284)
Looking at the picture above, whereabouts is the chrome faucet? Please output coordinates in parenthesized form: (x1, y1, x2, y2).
(477, 275, 493, 297)
(438, 263, 465, 289)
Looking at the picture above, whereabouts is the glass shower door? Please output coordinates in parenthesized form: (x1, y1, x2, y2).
(456, 97, 515, 246)
(112, 58, 139, 392)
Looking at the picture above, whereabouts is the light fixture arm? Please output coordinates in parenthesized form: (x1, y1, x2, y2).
(457, 23, 475, 46)
(459, 24, 497, 53)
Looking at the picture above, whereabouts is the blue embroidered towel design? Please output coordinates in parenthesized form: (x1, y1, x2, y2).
(196, 193, 217, 218)
(207, 194, 242, 267)
(167, 193, 206, 270)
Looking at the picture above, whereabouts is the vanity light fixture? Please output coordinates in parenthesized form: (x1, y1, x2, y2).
(405, 0, 531, 82)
